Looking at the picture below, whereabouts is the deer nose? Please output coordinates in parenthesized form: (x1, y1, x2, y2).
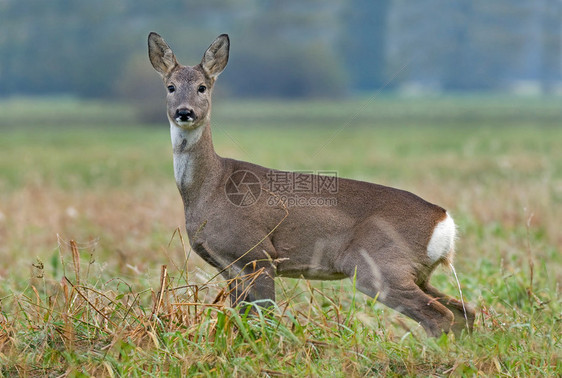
(175, 108, 196, 122)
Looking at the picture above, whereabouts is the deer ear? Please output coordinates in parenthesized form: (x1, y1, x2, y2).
(201, 34, 229, 78)
(148, 32, 179, 77)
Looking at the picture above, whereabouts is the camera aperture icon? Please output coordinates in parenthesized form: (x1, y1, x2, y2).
(225, 170, 261, 207)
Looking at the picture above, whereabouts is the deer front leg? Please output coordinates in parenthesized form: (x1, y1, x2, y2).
(225, 263, 276, 311)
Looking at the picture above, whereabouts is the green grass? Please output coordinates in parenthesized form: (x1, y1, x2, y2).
(0, 96, 561, 376)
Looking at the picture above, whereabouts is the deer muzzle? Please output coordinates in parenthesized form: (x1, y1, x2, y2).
(175, 108, 197, 124)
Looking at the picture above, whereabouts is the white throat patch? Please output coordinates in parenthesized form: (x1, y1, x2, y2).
(170, 121, 204, 188)
(169, 121, 204, 151)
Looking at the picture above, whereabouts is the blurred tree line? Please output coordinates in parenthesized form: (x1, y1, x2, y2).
(0, 0, 560, 102)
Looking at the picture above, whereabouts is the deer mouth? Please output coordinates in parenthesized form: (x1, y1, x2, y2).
(175, 120, 200, 131)
(174, 115, 201, 130)
(175, 118, 195, 126)
(168, 114, 199, 130)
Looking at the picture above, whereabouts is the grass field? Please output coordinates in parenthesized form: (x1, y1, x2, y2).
(0, 96, 561, 376)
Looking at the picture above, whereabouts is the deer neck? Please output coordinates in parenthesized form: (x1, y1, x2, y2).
(170, 120, 221, 205)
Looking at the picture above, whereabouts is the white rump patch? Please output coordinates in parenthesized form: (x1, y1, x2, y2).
(426, 212, 456, 263)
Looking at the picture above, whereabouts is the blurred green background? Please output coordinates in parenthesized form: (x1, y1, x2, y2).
(1, 1, 561, 108)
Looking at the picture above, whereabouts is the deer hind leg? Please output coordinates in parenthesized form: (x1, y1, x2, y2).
(368, 279, 454, 337)
(342, 251, 454, 337)
(421, 283, 475, 335)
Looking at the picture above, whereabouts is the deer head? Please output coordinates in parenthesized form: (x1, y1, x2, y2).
(148, 32, 229, 131)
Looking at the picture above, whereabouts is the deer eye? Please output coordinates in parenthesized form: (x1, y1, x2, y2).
(167, 85, 175, 93)
(198, 85, 207, 94)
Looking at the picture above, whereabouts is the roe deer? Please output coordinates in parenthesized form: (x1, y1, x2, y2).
(148, 32, 475, 337)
